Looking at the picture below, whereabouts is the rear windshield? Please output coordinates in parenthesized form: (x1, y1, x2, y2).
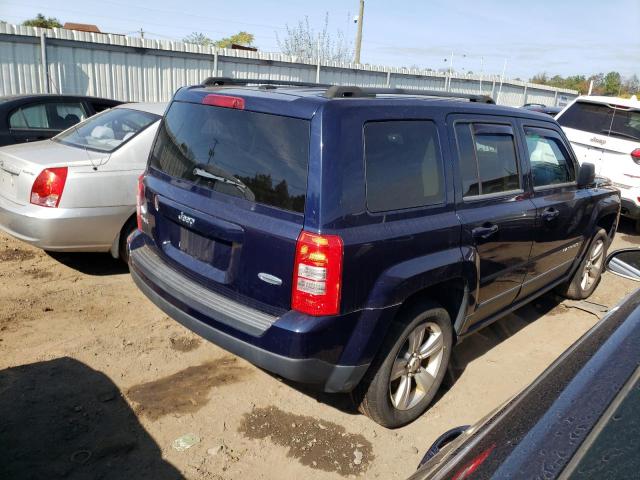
(55, 107, 159, 152)
(558, 101, 640, 142)
(149, 101, 310, 213)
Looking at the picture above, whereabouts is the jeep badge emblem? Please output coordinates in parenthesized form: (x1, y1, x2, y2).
(178, 212, 195, 227)
(258, 273, 283, 286)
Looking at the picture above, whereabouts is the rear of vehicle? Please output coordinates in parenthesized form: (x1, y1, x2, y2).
(0, 105, 160, 252)
(557, 97, 640, 225)
(128, 87, 373, 392)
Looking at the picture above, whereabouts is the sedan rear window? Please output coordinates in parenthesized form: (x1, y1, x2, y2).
(149, 101, 310, 213)
(558, 101, 640, 142)
(55, 108, 159, 152)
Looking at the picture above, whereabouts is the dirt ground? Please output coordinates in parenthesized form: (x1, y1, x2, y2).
(1, 220, 639, 480)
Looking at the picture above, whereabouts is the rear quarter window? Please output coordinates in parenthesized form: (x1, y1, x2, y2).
(364, 120, 444, 212)
(149, 101, 310, 213)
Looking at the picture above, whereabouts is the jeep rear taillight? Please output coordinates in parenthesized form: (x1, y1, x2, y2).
(136, 174, 146, 231)
(30, 167, 68, 208)
(632, 148, 640, 165)
(292, 231, 343, 316)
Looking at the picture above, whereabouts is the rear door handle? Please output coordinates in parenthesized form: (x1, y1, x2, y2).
(472, 224, 499, 240)
(542, 207, 560, 222)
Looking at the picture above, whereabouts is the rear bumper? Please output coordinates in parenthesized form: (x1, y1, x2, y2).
(0, 195, 130, 251)
(128, 232, 391, 393)
(131, 267, 368, 392)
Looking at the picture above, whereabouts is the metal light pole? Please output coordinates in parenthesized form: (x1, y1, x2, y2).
(497, 58, 508, 104)
(354, 0, 365, 64)
(447, 51, 453, 91)
(479, 56, 484, 94)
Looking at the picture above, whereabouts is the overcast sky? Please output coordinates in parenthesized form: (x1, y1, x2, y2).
(1, 0, 638, 80)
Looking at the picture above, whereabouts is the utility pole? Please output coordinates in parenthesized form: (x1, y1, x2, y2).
(354, 0, 365, 64)
(139, 28, 145, 39)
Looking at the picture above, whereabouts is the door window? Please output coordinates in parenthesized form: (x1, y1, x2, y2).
(525, 128, 576, 187)
(364, 120, 444, 212)
(49, 102, 87, 130)
(9, 104, 49, 129)
(455, 123, 521, 197)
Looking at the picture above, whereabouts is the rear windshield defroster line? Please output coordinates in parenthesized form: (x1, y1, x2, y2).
(149, 101, 310, 213)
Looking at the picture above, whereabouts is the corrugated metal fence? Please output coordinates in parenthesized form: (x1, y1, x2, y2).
(0, 23, 578, 107)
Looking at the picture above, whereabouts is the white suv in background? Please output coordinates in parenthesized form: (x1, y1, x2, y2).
(556, 95, 640, 230)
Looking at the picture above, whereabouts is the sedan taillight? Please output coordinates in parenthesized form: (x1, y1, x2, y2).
(136, 174, 146, 231)
(30, 167, 68, 208)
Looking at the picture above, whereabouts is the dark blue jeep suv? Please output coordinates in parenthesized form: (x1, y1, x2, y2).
(128, 79, 620, 427)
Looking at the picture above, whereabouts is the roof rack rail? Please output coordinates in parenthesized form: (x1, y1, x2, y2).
(201, 77, 331, 88)
(324, 86, 495, 104)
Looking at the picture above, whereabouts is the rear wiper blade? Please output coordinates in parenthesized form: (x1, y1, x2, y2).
(193, 163, 247, 190)
(192, 163, 255, 201)
(599, 129, 640, 141)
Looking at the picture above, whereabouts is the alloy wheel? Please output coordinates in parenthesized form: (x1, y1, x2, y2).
(581, 239, 604, 291)
(389, 322, 445, 411)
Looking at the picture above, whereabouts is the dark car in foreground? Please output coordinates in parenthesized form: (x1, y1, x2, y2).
(129, 78, 620, 427)
(411, 248, 640, 479)
(0, 94, 122, 146)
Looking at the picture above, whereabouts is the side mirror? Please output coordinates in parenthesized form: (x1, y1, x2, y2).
(605, 249, 640, 281)
(577, 162, 595, 188)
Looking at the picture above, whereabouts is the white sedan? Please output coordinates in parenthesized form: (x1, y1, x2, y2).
(0, 102, 166, 262)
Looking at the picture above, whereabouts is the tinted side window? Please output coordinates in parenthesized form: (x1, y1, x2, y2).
(49, 102, 87, 130)
(364, 120, 444, 212)
(9, 104, 49, 129)
(455, 123, 520, 197)
(455, 123, 479, 197)
(91, 101, 117, 113)
(525, 128, 575, 187)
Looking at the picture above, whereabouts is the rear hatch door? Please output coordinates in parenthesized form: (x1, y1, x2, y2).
(145, 98, 311, 313)
(557, 100, 640, 184)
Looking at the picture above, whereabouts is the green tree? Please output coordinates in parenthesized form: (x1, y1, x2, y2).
(214, 31, 254, 49)
(624, 74, 639, 96)
(183, 31, 255, 49)
(603, 71, 622, 96)
(277, 13, 353, 62)
(22, 13, 62, 28)
(183, 32, 212, 47)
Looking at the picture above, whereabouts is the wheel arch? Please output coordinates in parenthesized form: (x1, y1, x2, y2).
(109, 211, 137, 259)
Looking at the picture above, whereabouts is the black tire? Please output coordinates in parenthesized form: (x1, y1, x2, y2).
(557, 228, 608, 300)
(352, 300, 453, 428)
(118, 217, 137, 264)
(635, 218, 640, 235)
